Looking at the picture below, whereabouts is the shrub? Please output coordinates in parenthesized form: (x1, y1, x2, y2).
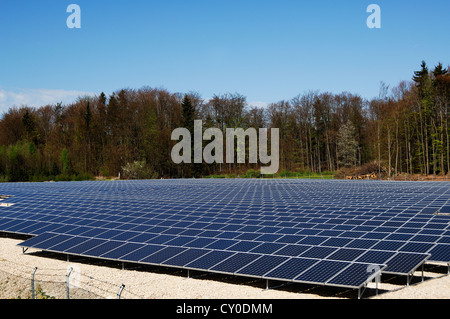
(122, 160, 159, 180)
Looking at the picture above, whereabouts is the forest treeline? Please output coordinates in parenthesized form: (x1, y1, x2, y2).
(0, 60, 449, 181)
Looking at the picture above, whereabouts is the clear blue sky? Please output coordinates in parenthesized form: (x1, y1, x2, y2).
(0, 0, 449, 112)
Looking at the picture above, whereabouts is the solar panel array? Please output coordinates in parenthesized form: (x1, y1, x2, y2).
(0, 179, 449, 291)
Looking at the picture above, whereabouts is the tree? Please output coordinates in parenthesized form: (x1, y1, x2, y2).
(60, 148, 70, 176)
(337, 121, 358, 168)
(22, 109, 39, 145)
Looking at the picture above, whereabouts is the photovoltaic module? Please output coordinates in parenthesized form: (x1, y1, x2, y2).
(0, 179, 449, 294)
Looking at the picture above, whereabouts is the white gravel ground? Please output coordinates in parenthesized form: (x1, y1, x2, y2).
(1, 238, 449, 299)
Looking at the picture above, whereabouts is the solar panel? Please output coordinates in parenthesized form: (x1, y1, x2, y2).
(3, 179, 450, 293)
(185, 250, 235, 270)
(295, 260, 350, 284)
(235, 255, 290, 278)
(382, 252, 430, 275)
(210, 253, 260, 273)
(265, 257, 319, 281)
(327, 262, 385, 288)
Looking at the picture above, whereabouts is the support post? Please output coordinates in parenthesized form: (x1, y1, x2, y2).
(66, 267, 73, 299)
(375, 275, 379, 296)
(421, 263, 424, 282)
(117, 284, 125, 299)
(31, 267, 37, 299)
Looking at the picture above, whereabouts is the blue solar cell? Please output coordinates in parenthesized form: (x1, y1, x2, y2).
(321, 237, 353, 247)
(437, 237, 450, 244)
(356, 250, 396, 264)
(371, 240, 405, 251)
(127, 232, 158, 243)
(345, 239, 377, 249)
(361, 232, 389, 240)
(202, 239, 233, 250)
(235, 233, 261, 241)
(165, 236, 196, 247)
(295, 260, 349, 284)
(385, 233, 415, 241)
(383, 252, 429, 274)
(64, 226, 94, 236)
(183, 237, 217, 248)
(4, 220, 38, 233)
(317, 230, 343, 237)
(298, 236, 328, 246)
(65, 238, 107, 254)
(83, 240, 130, 258)
(327, 262, 384, 288)
(226, 241, 261, 252)
(297, 228, 322, 235)
(258, 234, 284, 242)
(216, 231, 241, 239)
(220, 224, 243, 231)
(326, 248, 366, 262)
(273, 235, 306, 244)
(140, 247, 187, 264)
(410, 234, 440, 243)
(179, 229, 204, 236)
(109, 231, 141, 241)
(120, 244, 163, 262)
(146, 234, 177, 244)
(332, 225, 355, 231)
(47, 236, 94, 253)
(0, 218, 14, 227)
(300, 246, 335, 259)
(423, 223, 447, 230)
(399, 242, 434, 253)
(250, 242, 285, 254)
(236, 255, 290, 277)
(198, 230, 223, 238)
(18, 232, 62, 249)
(275, 244, 312, 257)
(162, 248, 210, 267)
(439, 206, 450, 214)
(210, 253, 261, 273)
(275, 228, 299, 235)
(162, 227, 186, 235)
(427, 244, 450, 262)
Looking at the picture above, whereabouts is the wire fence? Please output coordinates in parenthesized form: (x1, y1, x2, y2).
(0, 259, 143, 299)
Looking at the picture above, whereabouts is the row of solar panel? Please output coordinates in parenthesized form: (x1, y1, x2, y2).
(4, 212, 448, 228)
(2, 180, 448, 287)
(4, 216, 448, 263)
(4, 194, 448, 207)
(3, 200, 448, 213)
(3, 188, 447, 203)
(5, 195, 447, 209)
(0, 204, 450, 227)
(1, 213, 449, 240)
(20, 231, 428, 289)
(2, 215, 449, 244)
(4, 219, 449, 237)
